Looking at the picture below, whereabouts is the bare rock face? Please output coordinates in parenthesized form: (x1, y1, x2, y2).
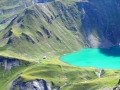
(113, 86, 120, 90)
(0, 56, 20, 70)
(10, 77, 60, 90)
(113, 79, 120, 90)
(0, 15, 18, 25)
(22, 33, 36, 44)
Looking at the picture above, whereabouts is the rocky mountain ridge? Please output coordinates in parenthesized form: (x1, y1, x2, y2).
(0, 0, 53, 26)
(1, 0, 120, 56)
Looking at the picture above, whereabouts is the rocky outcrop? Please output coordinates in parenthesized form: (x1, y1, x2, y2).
(41, 26, 51, 38)
(37, 31, 44, 37)
(7, 37, 16, 44)
(25, 9, 38, 18)
(0, 56, 20, 70)
(10, 77, 60, 90)
(22, 33, 36, 44)
(94, 69, 104, 78)
(0, 15, 18, 25)
(113, 79, 120, 90)
(113, 86, 120, 90)
(3, 28, 13, 39)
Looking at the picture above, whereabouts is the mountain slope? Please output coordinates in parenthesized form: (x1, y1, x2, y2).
(1, 0, 120, 59)
(0, 1, 85, 60)
(1, 0, 120, 90)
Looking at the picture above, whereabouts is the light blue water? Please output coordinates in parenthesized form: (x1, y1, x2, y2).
(60, 46, 120, 69)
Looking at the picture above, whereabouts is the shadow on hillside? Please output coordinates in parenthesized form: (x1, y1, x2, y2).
(99, 46, 120, 57)
(37, 0, 54, 3)
(76, 1, 120, 57)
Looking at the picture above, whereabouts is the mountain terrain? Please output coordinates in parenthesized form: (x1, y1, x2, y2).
(0, 0, 120, 90)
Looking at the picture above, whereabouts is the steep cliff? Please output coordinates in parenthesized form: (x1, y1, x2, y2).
(10, 77, 59, 90)
(77, 0, 120, 47)
(0, 56, 21, 70)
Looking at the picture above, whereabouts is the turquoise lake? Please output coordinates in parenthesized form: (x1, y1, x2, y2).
(60, 46, 120, 70)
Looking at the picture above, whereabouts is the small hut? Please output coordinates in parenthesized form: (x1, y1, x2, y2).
(42, 54, 47, 59)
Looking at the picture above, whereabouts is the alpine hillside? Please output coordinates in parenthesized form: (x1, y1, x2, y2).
(0, 0, 120, 90)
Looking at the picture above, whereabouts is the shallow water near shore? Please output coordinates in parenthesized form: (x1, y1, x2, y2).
(60, 46, 120, 70)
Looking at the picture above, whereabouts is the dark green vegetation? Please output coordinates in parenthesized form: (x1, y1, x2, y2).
(0, 0, 120, 90)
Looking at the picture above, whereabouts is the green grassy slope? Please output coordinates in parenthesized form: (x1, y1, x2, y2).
(0, 59, 31, 90)
(6, 57, 120, 90)
(0, 0, 119, 90)
(0, 0, 33, 31)
(0, 0, 85, 60)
